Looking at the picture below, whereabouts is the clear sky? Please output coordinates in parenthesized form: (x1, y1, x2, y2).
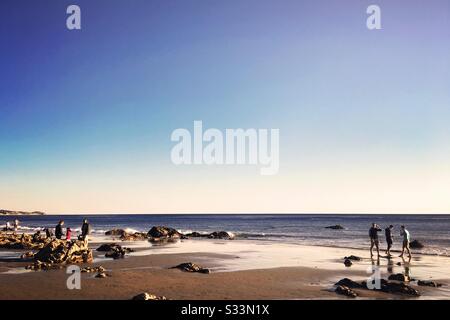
(1, 0, 449, 214)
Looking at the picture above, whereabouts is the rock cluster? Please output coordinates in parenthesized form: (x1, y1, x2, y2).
(334, 278, 420, 297)
(33, 239, 93, 265)
(132, 292, 167, 300)
(97, 243, 133, 259)
(185, 231, 235, 240)
(344, 255, 362, 261)
(0, 232, 49, 250)
(105, 229, 149, 241)
(171, 262, 210, 274)
(388, 273, 410, 282)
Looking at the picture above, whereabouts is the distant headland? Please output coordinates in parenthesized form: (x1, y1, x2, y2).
(0, 209, 45, 216)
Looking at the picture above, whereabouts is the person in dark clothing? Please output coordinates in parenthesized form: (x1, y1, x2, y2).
(385, 225, 394, 256)
(369, 223, 382, 258)
(81, 219, 91, 242)
(44, 228, 53, 238)
(55, 220, 64, 240)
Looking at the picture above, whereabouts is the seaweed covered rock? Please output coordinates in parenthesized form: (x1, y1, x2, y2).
(171, 262, 210, 274)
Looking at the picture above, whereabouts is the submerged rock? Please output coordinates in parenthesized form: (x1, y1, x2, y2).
(410, 240, 424, 249)
(344, 259, 353, 267)
(171, 262, 210, 274)
(417, 280, 442, 287)
(344, 255, 362, 261)
(335, 277, 421, 297)
(335, 285, 357, 298)
(325, 225, 344, 230)
(105, 229, 127, 236)
(132, 292, 167, 300)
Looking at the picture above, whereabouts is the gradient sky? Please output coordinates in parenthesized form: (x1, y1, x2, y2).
(1, 0, 449, 214)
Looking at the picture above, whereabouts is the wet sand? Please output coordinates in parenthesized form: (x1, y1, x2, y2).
(0, 240, 449, 300)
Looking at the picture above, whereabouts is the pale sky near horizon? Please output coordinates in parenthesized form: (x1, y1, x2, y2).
(1, 0, 449, 214)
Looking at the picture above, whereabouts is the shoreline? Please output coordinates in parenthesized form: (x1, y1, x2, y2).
(1, 237, 449, 300)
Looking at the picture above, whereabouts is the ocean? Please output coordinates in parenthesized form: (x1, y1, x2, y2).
(2, 214, 449, 256)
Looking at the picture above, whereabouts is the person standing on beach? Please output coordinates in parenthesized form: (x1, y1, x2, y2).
(385, 225, 394, 257)
(55, 220, 64, 240)
(81, 219, 91, 242)
(13, 219, 19, 231)
(369, 223, 382, 258)
(399, 225, 412, 258)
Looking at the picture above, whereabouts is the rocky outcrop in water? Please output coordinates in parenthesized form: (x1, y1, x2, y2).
(325, 225, 344, 230)
(185, 231, 235, 240)
(410, 240, 424, 249)
(171, 262, 210, 274)
(147, 226, 182, 241)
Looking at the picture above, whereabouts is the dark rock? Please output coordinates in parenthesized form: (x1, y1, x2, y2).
(120, 232, 148, 241)
(97, 243, 133, 259)
(381, 282, 420, 296)
(325, 225, 344, 230)
(132, 292, 167, 300)
(171, 262, 210, 274)
(335, 285, 357, 298)
(344, 259, 353, 267)
(417, 280, 442, 287)
(95, 272, 110, 278)
(410, 240, 424, 249)
(147, 226, 182, 241)
(185, 232, 209, 238)
(396, 262, 402, 266)
(105, 229, 127, 236)
(344, 255, 362, 261)
(208, 231, 235, 240)
(388, 273, 410, 282)
(334, 278, 365, 289)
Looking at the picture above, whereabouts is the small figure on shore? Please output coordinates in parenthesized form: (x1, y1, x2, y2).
(399, 225, 412, 258)
(81, 219, 91, 242)
(44, 228, 53, 238)
(55, 220, 65, 240)
(14, 219, 19, 231)
(66, 227, 72, 241)
(369, 223, 382, 258)
(385, 225, 394, 257)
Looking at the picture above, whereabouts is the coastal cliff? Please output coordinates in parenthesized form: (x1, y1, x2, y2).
(0, 209, 45, 215)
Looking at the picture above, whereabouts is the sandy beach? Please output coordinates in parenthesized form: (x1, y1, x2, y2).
(1, 237, 449, 300)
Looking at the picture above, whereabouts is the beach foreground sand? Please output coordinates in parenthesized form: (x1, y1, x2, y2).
(1, 240, 449, 300)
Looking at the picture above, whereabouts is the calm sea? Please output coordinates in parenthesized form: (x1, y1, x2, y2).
(2, 214, 449, 256)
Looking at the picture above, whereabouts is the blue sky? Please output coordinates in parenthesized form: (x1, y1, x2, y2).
(1, 0, 449, 213)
